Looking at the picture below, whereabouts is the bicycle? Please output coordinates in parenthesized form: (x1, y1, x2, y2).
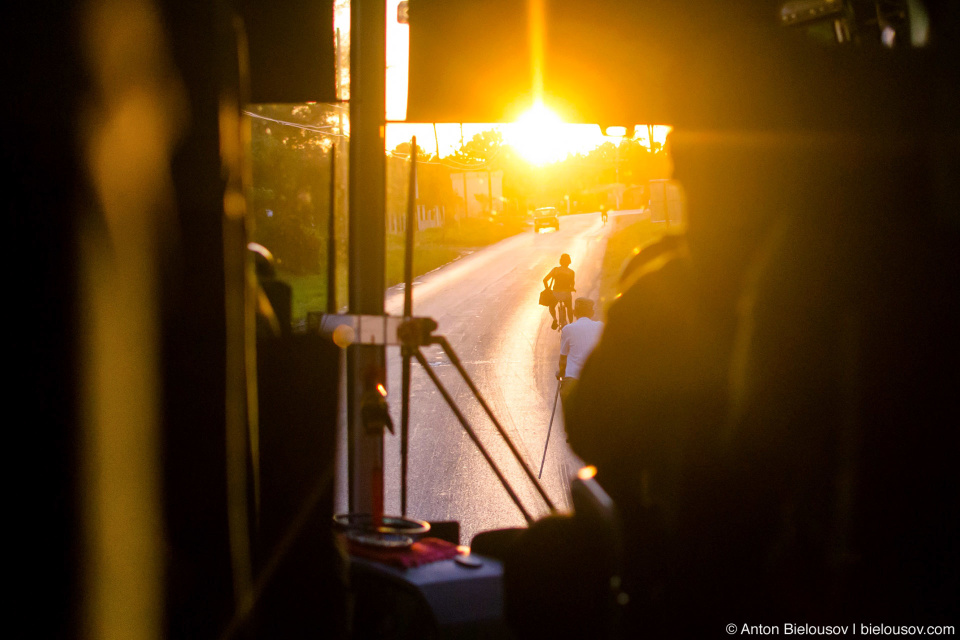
(556, 295, 573, 330)
(543, 253, 575, 330)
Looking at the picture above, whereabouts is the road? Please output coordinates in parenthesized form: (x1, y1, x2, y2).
(379, 211, 613, 545)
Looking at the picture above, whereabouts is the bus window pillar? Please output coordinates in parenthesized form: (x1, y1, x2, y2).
(347, 0, 387, 515)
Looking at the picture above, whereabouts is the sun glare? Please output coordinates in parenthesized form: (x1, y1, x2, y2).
(385, 120, 673, 166)
(504, 102, 567, 165)
(381, 0, 673, 161)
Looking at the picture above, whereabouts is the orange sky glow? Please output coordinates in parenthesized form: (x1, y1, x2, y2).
(335, 1, 671, 164)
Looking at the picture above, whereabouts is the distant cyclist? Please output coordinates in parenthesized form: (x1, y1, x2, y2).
(543, 254, 576, 330)
(601, 208, 608, 225)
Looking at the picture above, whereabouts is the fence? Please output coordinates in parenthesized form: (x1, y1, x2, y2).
(387, 205, 446, 233)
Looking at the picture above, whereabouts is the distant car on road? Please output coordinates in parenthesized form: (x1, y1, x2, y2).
(533, 206, 560, 232)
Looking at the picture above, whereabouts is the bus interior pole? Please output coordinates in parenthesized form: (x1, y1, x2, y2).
(327, 146, 336, 314)
(400, 137, 417, 515)
(347, 0, 387, 516)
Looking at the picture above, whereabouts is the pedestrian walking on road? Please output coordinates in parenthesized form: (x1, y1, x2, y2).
(557, 297, 604, 401)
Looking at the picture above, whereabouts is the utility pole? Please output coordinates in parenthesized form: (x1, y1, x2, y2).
(333, 27, 345, 312)
(487, 170, 493, 215)
(460, 123, 467, 218)
(347, 0, 387, 515)
(615, 141, 621, 210)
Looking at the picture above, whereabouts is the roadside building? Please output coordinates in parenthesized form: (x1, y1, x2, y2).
(451, 170, 504, 218)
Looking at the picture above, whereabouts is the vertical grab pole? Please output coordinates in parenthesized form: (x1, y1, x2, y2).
(400, 137, 417, 515)
(327, 146, 337, 313)
(539, 378, 562, 479)
(347, 0, 387, 517)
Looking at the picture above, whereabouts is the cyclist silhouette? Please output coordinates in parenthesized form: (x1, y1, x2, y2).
(543, 254, 576, 330)
(601, 209, 608, 225)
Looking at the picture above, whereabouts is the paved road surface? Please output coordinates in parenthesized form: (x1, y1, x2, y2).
(374, 212, 614, 545)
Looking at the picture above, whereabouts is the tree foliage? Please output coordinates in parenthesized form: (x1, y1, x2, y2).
(248, 104, 344, 276)
(450, 129, 504, 165)
(470, 131, 672, 215)
(248, 104, 672, 275)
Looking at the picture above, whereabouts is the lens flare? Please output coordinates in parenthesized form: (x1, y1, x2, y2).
(507, 102, 566, 165)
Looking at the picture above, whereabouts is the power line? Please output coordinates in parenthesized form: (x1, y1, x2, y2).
(244, 110, 348, 138)
(246, 110, 517, 171)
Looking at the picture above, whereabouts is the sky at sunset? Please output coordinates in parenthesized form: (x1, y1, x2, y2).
(333, 0, 670, 164)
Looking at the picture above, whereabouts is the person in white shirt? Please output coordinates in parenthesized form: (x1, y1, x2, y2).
(558, 297, 604, 400)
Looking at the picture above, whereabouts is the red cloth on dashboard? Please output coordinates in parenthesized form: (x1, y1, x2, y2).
(348, 536, 459, 569)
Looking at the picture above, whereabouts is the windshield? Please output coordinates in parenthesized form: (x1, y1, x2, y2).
(379, 141, 677, 541)
(243, 0, 680, 544)
(248, 106, 676, 544)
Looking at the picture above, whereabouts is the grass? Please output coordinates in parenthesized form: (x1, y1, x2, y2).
(596, 217, 667, 318)
(386, 217, 526, 287)
(386, 235, 462, 288)
(285, 270, 347, 324)
(282, 217, 527, 325)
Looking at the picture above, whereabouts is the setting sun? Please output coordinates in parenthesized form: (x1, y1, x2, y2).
(503, 102, 566, 165)
(386, 121, 672, 166)
(382, 0, 672, 163)
(496, 102, 640, 166)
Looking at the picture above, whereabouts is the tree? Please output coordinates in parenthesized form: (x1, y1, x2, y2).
(450, 129, 504, 165)
(248, 104, 341, 275)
